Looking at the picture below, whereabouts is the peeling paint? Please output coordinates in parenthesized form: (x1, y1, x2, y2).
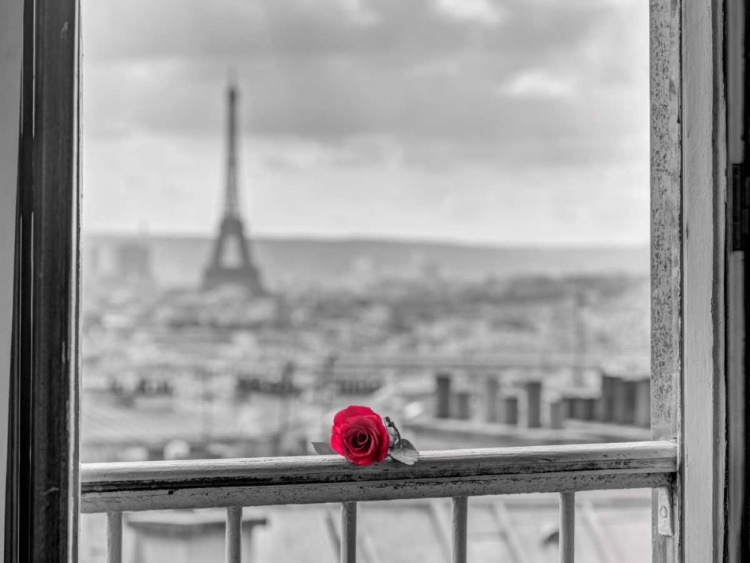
(650, 0, 682, 441)
(650, 1, 682, 560)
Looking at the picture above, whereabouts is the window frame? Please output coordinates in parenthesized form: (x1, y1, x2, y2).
(5, 0, 740, 561)
(678, 0, 727, 556)
(651, 0, 739, 561)
(725, 1, 748, 561)
(6, 0, 81, 561)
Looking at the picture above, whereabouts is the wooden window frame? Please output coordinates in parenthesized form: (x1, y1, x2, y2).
(651, 0, 743, 562)
(5, 0, 741, 561)
(725, 1, 748, 561)
(6, 0, 81, 561)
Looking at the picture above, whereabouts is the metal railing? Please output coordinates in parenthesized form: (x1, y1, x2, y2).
(81, 440, 677, 563)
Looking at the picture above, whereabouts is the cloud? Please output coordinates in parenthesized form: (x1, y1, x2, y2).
(84, 0, 646, 158)
(81, 0, 649, 243)
(434, 0, 505, 25)
(498, 69, 576, 99)
(84, 0, 618, 62)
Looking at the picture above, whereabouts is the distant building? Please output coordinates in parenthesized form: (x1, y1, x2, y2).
(203, 80, 265, 296)
(115, 242, 153, 284)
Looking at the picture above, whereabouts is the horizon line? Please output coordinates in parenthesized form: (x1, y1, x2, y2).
(81, 230, 650, 250)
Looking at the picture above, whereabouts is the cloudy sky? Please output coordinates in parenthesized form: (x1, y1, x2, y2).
(81, 0, 649, 246)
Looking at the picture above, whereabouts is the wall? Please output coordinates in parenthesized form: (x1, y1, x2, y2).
(0, 0, 23, 553)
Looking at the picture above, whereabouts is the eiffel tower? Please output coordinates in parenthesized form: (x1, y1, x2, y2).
(202, 81, 265, 295)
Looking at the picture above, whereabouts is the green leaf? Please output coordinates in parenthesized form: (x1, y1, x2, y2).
(312, 442, 336, 455)
(389, 439, 419, 465)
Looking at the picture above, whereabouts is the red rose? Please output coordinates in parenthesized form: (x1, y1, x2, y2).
(330, 405, 390, 466)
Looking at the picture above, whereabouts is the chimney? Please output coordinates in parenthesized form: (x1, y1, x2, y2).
(548, 399, 564, 429)
(620, 378, 639, 425)
(435, 373, 451, 419)
(483, 376, 500, 423)
(502, 395, 519, 426)
(454, 390, 472, 420)
(576, 397, 596, 421)
(597, 372, 618, 422)
(635, 377, 651, 427)
(524, 381, 542, 428)
(562, 396, 576, 420)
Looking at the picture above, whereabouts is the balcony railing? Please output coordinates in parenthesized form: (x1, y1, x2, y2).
(81, 440, 677, 563)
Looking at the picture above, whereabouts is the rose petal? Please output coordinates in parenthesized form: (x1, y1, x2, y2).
(330, 428, 345, 455)
(330, 406, 390, 465)
(333, 406, 380, 427)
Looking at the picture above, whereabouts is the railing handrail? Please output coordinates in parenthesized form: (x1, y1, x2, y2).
(81, 440, 676, 514)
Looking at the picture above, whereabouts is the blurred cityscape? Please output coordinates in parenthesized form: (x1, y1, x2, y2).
(80, 230, 652, 562)
(80, 233, 650, 461)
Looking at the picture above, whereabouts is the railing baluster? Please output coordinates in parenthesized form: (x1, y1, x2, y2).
(226, 506, 242, 563)
(559, 492, 575, 563)
(341, 502, 357, 563)
(452, 497, 468, 563)
(106, 512, 122, 563)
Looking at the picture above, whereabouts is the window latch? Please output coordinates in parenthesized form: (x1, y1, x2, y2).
(657, 486, 674, 537)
